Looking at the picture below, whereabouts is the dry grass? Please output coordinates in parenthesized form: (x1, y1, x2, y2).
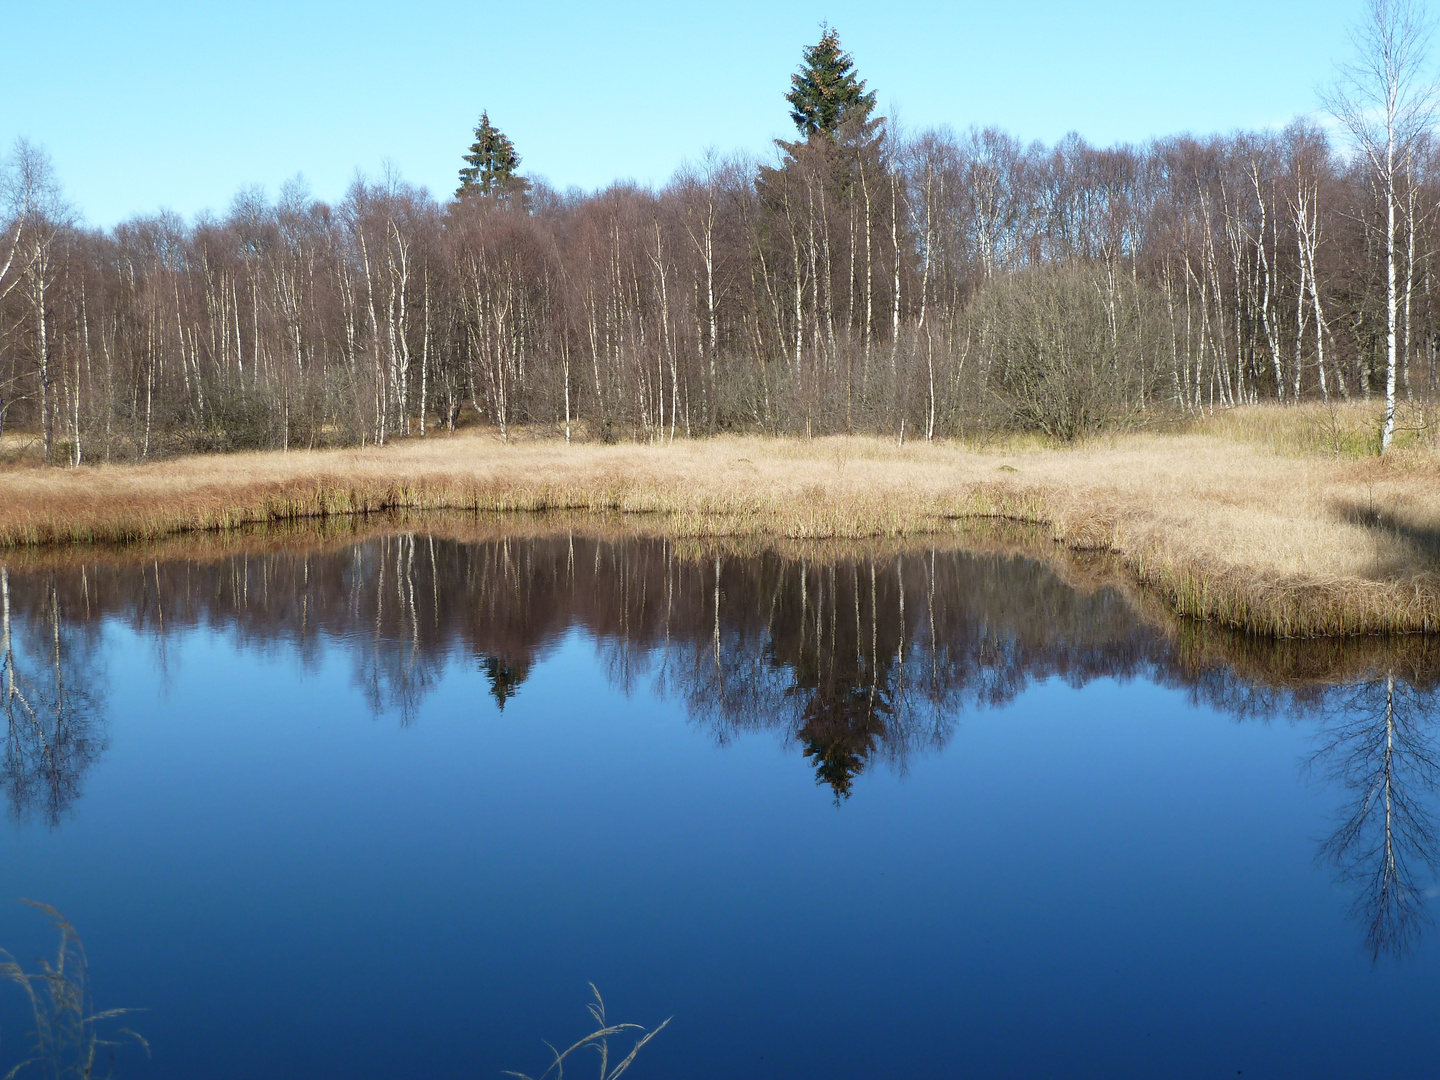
(2, 407, 1439, 637)
(0, 902, 148, 1079)
(0, 433, 44, 465)
(505, 985, 668, 1080)
(1188, 398, 1439, 458)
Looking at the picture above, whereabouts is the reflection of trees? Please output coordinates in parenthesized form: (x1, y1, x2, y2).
(10, 533, 1440, 959)
(19, 535, 1440, 801)
(1310, 674, 1440, 961)
(12, 537, 1190, 797)
(674, 548, 1170, 799)
(0, 569, 106, 826)
(481, 656, 530, 710)
(349, 537, 444, 725)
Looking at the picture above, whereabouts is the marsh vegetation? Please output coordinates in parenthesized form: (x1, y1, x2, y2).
(0, 903, 146, 1080)
(3, 7, 1440, 641)
(2, 403, 1438, 637)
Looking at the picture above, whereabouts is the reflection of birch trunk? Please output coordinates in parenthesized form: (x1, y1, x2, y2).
(1313, 672, 1440, 961)
(1, 571, 106, 825)
(2, 569, 14, 713)
(712, 554, 722, 677)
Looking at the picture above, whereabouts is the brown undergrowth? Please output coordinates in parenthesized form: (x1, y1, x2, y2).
(1, 414, 1438, 638)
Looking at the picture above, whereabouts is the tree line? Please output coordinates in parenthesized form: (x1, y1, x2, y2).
(2, 6, 1438, 463)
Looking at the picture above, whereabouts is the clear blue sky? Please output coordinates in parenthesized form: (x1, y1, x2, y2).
(2, 0, 1363, 228)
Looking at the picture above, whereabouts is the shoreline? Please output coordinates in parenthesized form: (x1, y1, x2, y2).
(2, 427, 1438, 639)
(3, 511, 1436, 693)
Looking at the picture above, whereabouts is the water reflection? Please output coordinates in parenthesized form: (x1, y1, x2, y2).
(1310, 675, 1440, 961)
(0, 569, 106, 826)
(2, 531, 1439, 956)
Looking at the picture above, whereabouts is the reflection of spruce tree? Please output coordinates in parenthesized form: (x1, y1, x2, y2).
(781, 579, 896, 801)
(1312, 672, 1440, 961)
(798, 693, 890, 802)
(481, 655, 531, 711)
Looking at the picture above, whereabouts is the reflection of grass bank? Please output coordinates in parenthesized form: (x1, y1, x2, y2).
(1, 406, 1438, 637)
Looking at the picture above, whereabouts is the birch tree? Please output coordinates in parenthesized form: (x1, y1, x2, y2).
(3, 142, 70, 462)
(1326, 0, 1436, 450)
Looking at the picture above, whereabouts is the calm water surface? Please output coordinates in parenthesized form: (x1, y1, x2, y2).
(1, 531, 1438, 1078)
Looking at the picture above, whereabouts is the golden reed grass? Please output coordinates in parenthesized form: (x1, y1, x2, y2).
(1, 404, 1437, 638)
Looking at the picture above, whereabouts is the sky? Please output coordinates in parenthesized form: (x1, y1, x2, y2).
(1, 0, 1366, 229)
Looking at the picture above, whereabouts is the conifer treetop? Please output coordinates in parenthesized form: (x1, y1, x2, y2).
(456, 111, 527, 202)
(785, 25, 878, 139)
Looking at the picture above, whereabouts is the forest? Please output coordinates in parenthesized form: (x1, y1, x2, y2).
(2, 8, 1438, 464)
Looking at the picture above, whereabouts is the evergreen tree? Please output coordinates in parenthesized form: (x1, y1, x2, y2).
(757, 23, 890, 324)
(785, 25, 878, 141)
(456, 112, 529, 204)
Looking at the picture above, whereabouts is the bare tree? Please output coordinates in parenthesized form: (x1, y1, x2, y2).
(1, 142, 70, 458)
(5, 47, 1440, 459)
(1326, 0, 1436, 450)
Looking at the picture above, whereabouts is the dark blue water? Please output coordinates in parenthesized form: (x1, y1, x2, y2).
(1, 533, 1438, 1078)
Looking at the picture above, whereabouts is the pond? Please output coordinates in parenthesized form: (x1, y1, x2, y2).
(1, 524, 1438, 1078)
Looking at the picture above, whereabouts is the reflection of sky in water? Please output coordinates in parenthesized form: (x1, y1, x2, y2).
(1, 541, 1439, 1078)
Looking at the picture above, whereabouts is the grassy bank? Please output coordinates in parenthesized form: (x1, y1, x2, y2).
(1, 404, 1437, 637)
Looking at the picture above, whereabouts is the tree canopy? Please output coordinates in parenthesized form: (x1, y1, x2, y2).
(457, 112, 528, 203)
(785, 26, 878, 140)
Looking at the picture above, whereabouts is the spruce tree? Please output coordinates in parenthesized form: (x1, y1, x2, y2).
(785, 26, 877, 140)
(456, 112, 528, 203)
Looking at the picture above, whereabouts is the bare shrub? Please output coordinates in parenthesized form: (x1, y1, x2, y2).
(969, 264, 1163, 441)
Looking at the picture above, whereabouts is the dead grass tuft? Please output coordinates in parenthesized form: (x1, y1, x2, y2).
(0, 902, 148, 1079)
